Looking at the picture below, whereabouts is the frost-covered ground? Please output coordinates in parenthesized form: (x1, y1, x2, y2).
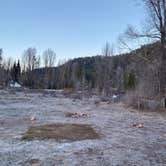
(0, 89, 166, 166)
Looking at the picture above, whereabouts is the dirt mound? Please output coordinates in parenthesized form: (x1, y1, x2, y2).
(22, 123, 99, 141)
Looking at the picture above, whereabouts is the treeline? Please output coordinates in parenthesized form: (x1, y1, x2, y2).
(0, 47, 56, 88)
(0, 42, 163, 99)
(30, 43, 162, 98)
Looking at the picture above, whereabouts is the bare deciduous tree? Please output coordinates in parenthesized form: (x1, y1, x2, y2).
(43, 49, 56, 68)
(22, 48, 37, 71)
(42, 49, 56, 88)
(21, 47, 39, 87)
(0, 49, 3, 67)
(0, 49, 4, 86)
(123, 0, 166, 95)
(102, 42, 112, 56)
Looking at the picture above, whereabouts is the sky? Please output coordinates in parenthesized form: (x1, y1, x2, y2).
(0, 0, 145, 61)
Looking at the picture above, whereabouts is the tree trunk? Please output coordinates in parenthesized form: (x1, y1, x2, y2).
(159, 38, 166, 96)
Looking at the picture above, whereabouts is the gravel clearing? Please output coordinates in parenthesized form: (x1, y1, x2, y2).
(0, 89, 166, 166)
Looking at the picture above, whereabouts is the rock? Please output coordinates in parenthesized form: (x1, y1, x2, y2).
(138, 123, 144, 128)
(30, 116, 36, 121)
(132, 123, 144, 128)
(65, 112, 88, 118)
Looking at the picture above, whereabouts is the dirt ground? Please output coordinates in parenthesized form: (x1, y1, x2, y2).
(22, 123, 99, 141)
(0, 89, 166, 166)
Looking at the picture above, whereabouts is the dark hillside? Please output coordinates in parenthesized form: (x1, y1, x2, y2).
(30, 42, 162, 97)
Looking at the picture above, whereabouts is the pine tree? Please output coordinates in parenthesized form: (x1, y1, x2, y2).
(16, 60, 21, 82)
(11, 60, 21, 83)
(11, 62, 17, 82)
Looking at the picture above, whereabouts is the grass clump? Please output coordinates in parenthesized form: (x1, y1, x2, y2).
(22, 123, 99, 141)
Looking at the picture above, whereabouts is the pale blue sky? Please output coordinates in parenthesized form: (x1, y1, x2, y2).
(0, 0, 145, 60)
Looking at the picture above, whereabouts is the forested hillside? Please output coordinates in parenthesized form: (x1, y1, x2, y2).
(0, 42, 162, 102)
(29, 42, 161, 98)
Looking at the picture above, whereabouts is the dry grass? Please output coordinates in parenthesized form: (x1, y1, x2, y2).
(22, 123, 99, 141)
(19, 159, 40, 166)
(63, 88, 75, 94)
(29, 159, 40, 166)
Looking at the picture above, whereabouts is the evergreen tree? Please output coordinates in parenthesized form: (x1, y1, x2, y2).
(124, 72, 136, 90)
(11, 60, 21, 83)
(11, 62, 17, 82)
(16, 60, 21, 82)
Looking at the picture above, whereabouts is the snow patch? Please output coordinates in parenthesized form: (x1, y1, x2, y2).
(10, 82, 22, 88)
